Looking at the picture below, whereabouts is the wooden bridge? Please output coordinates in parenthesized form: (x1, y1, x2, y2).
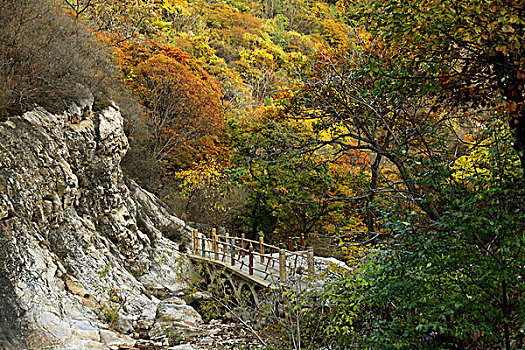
(188, 229, 316, 292)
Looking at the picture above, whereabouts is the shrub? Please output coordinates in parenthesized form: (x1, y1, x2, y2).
(0, 0, 115, 118)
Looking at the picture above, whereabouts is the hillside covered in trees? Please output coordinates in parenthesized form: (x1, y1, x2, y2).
(1, 0, 524, 348)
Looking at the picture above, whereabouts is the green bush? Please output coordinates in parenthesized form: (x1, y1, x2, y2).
(322, 125, 525, 350)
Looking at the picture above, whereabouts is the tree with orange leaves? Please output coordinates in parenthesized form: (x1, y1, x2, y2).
(115, 40, 225, 169)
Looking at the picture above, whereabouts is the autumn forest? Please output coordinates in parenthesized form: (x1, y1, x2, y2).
(0, 0, 523, 348)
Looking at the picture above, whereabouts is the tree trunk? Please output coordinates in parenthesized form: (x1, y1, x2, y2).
(366, 153, 381, 234)
(494, 52, 525, 170)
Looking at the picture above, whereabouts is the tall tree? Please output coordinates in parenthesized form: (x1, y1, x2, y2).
(114, 40, 225, 169)
(288, 2, 525, 348)
(362, 0, 525, 167)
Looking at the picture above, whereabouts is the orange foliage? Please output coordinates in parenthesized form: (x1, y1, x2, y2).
(112, 39, 226, 169)
(204, 3, 262, 36)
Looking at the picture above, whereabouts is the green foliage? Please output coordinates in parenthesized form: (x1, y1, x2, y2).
(273, 1, 525, 348)
(228, 112, 369, 247)
(193, 299, 223, 323)
(359, 0, 525, 166)
(95, 265, 124, 330)
(162, 326, 183, 346)
(321, 271, 368, 347)
(102, 304, 120, 329)
(321, 125, 524, 349)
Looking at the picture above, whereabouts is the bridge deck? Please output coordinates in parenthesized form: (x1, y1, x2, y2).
(188, 254, 280, 289)
(189, 231, 316, 289)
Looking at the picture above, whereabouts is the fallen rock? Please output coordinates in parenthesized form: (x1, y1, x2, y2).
(168, 344, 197, 350)
(156, 297, 202, 325)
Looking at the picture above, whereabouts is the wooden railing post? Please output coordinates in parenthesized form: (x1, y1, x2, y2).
(221, 236, 225, 262)
(279, 248, 286, 283)
(201, 234, 206, 258)
(241, 233, 246, 258)
(212, 228, 218, 260)
(307, 246, 315, 276)
(249, 244, 254, 275)
(301, 233, 305, 251)
(224, 232, 229, 262)
(288, 236, 293, 251)
(193, 229, 198, 254)
(230, 236, 235, 266)
(259, 236, 264, 263)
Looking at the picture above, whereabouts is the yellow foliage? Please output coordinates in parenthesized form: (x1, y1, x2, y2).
(451, 139, 521, 188)
(240, 48, 275, 66)
(174, 160, 224, 196)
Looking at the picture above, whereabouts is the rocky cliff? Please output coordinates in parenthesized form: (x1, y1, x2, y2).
(0, 98, 201, 349)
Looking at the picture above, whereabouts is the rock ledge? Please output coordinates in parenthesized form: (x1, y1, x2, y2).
(0, 102, 198, 349)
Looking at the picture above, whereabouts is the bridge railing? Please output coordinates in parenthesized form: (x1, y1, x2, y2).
(191, 228, 315, 284)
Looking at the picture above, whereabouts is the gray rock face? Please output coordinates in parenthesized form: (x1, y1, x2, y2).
(0, 102, 199, 349)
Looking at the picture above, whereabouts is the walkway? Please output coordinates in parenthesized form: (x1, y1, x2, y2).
(187, 229, 316, 290)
